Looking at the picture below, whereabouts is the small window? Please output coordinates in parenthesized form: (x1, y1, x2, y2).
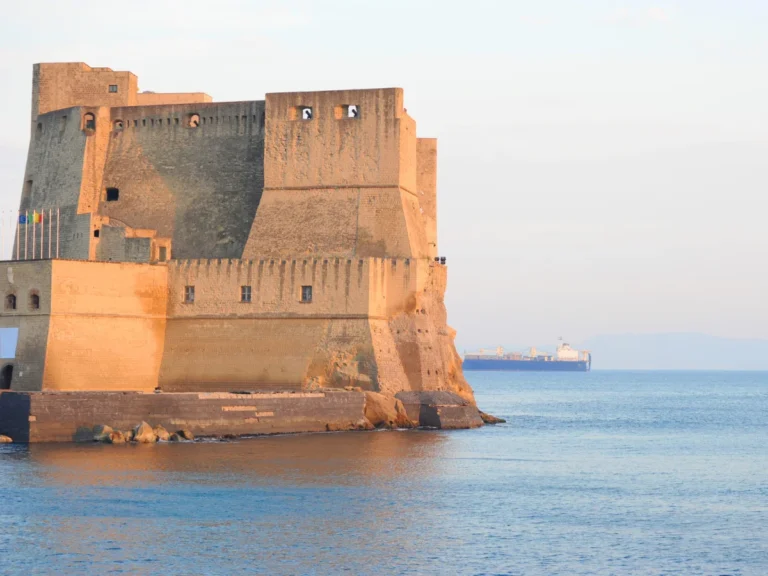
(36, 123, 43, 140)
(114, 120, 124, 131)
(142, 119, 147, 127)
(30, 293, 40, 310)
(93, 229, 100, 238)
(83, 113, 96, 131)
(5, 294, 16, 310)
(241, 285, 252, 303)
(109, 85, 118, 93)
(335, 104, 360, 119)
(106, 188, 119, 202)
(301, 285, 312, 303)
(290, 106, 313, 121)
(188, 114, 200, 128)
(184, 286, 195, 303)
(158, 246, 167, 262)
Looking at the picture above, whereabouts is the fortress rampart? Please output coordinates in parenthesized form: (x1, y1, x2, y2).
(0, 62, 475, 433)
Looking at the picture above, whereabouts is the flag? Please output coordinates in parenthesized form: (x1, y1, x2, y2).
(33, 211, 43, 224)
(18, 214, 27, 224)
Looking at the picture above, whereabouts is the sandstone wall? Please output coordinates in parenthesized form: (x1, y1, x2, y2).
(42, 260, 168, 392)
(243, 89, 428, 259)
(0, 261, 53, 391)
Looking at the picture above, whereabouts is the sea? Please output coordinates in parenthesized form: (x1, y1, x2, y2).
(0, 370, 766, 576)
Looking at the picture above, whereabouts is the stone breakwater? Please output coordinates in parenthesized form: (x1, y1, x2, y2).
(0, 389, 502, 443)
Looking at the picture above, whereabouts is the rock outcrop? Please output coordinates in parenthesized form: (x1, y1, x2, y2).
(0, 435, 13, 443)
(107, 431, 126, 444)
(133, 421, 156, 443)
(479, 411, 506, 424)
(153, 425, 170, 442)
(92, 424, 113, 442)
(364, 391, 415, 429)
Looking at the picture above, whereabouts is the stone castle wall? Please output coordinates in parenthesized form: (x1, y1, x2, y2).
(2, 62, 473, 406)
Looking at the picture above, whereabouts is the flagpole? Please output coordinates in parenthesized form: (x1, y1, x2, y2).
(1, 211, 5, 261)
(48, 208, 52, 259)
(56, 208, 60, 259)
(24, 210, 28, 260)
(32, 211, 36, 260)
(16, 211, 20, 260)
(40, 210, 44, 259)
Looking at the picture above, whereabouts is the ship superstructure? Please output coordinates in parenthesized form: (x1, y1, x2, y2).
(463, 340, 591, 372)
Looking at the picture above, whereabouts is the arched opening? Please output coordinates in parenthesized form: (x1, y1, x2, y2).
(5, 294, 16, 310)
(0, 365, 12, 390)
(114, 119, 124, 131)
(83, 113, 96, 132)
(30, 293, 40, 310)
(188, 114, 200, 128)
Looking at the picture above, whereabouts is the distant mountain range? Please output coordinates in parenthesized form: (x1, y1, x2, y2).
(549, 333, 768, 370)
(463, 333, 768, 370)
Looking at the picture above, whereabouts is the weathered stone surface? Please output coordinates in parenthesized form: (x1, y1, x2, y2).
(479, 411, 506, 425)
(123, 430, 135, 441)
(364, 392, 415, 429)
(133, 422, 156, 443)
(108, 431, 126, 444)
(177, 429, 194, 441)
(0, 435, 12, 443)
(92, 424, 113, 442)
(169, 432, 182, 442)
(153, 425, 170, 442)
(395, 391, 483, 430)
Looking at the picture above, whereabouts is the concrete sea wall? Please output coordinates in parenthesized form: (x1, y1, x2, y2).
(0, 390, 366, 442)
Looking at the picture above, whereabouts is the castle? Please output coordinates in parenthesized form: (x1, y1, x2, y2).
(0, 62, 475, 418)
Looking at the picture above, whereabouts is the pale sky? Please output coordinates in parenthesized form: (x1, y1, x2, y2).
(1, 0, 766, 352)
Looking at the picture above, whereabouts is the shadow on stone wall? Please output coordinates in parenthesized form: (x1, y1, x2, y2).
(0, 392, 31, 443)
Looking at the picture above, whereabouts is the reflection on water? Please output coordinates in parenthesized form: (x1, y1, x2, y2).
(1, 371, 766, 575)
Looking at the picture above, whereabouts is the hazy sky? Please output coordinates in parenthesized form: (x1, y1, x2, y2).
(0, 0, 766, 352)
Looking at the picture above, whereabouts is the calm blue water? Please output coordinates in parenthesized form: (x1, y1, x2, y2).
(0, 371, 766, 575)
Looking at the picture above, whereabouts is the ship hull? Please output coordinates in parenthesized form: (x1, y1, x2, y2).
(462, 358, 590, 372)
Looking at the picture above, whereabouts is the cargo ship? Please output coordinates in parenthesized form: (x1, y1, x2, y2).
(463, 340, 591, 372)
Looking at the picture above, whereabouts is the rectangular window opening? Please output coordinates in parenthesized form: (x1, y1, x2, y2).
(106, 187, 119, 202)
(184, 285, 195, 304)
(109, 85, 118, 93)
(158, 246, 167, 262)
(241, 285, 252, 303)
(93, 229, 100, 238)
(290, 106, 313, 121)
(301, 285, 313, 303)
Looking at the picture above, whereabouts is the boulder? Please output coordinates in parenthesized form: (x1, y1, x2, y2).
(326, 418, 374, 432)
(0, 434, 12, 443)
(176, 429, 194, 441)
(123, 430, 135, 442)
(133, 421, 157, 443)
(153, 425, 170, 442)
(479, 411, 506, 424)
(92, 424, 113, 442)
(364, 391, 416, 429)
(169, 432, 182, 442)
(107, 431, 126, 444)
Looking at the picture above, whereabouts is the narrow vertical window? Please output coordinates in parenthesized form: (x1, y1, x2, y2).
(158, 246, 167, 262)
(5, 294, 16, 310)
(30, 293, 40, 310)
(301, 285, 312, 303)
(184, 286, 195, 303)
(241, 285, 252, 303)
